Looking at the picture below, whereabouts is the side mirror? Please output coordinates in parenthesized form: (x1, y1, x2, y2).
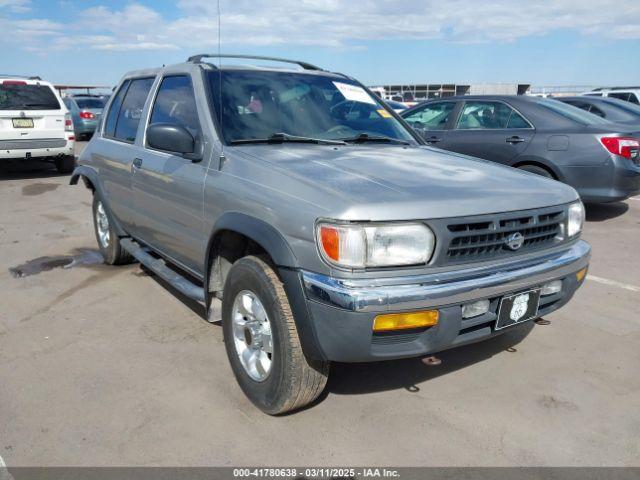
(147, 123, 195, 156)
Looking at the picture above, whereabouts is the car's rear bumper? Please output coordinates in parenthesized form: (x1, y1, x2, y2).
(566, 156, 640, 203)
(291, 240, 590, 362)
(0, 138, 74, 160)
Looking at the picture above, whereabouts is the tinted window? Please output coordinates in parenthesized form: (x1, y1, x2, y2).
(456, 101, 530, 129)
(207, 71, 416, 144)
(75, 98, 105, 109)
(538, 98, 609, 125)
(104, 80, 130, 137)
(403, 102, 455, 131)
(629, 94, 640, 105)
(113, 78, 155, 142)
(0, 84, 60, 110)
(149, 76, 200, 137)
(588, 105, 605, 118)
(608, 92, 630, 102)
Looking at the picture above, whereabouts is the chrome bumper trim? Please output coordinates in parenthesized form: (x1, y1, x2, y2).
(302, 240, 590, 313)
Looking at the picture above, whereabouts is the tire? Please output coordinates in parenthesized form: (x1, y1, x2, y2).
(222, 256, 329, 415)
(517, 164, 554, 179)
(55, 155, 76, 174)
(92, 194, 134, 265)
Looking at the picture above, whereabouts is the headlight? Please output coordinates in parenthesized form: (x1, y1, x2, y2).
(317, 222, 435, 269)
(567, 201, 585, 237)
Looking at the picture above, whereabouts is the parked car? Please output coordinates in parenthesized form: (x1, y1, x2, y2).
(0, 75, 75, 173)
(71, 55, 590, 414)
(62, 95, 106, 140)
(401, 95, 640, 203)
(556, 96, 640, 125)
(582, 87, 640, 105)
(384, 99, 408, 113)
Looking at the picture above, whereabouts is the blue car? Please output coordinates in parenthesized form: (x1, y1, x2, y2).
(62, 95, 106, 140)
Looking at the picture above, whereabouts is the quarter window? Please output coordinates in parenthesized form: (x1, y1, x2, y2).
(456, 101, 530, 129)
(149, 75, 201, 138)
(104, 80, 130, 138)
(403, 102, 455, 131)
(113, 77, 155, 143)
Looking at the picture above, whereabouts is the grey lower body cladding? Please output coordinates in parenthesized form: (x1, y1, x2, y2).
(297, 240, 590, 362)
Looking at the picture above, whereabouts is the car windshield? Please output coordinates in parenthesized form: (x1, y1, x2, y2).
(0, 83, 60, 110)
(75, 98, 105, 109)
(207, 70, 416, 144)
(539, 98, 611, 125)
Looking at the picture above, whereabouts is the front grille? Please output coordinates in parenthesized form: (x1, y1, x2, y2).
(0, 138, 67, 150)
(446, 210, 563, 263)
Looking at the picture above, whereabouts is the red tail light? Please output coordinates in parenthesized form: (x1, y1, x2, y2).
(64, 112, 74, 132)
(600, 136, 640, 160)
(1, 80, 27, 85)
(79, 111, 95, 120)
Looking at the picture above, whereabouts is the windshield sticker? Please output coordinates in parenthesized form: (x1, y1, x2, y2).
(333, 82, 376, 105)
(377, 109, 392, 118)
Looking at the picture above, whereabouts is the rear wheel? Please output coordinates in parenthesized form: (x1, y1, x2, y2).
(92, 194, 133, 265)
(222, 256, 329, 415)
(55, 155, 75, 174)
(517, 164, 554, 179)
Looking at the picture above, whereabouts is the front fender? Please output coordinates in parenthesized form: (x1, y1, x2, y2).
(69, 165, 127, 237)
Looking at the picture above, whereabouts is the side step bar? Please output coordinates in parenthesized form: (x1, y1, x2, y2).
(120, 238, 205, 304)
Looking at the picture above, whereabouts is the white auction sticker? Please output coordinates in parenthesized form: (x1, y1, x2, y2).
(333, 82, 377, 105)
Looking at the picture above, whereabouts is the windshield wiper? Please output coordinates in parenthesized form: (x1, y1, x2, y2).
(340, 133, 411, 145)
(230, 133, 346, 146)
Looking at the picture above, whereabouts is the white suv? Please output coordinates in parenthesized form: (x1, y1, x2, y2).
(0, 76, 75, 173)
(581, 87, 640, 106)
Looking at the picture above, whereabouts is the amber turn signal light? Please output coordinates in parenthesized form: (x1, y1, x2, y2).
(373, 310, 439, 332)
(576, 266, 588, 282)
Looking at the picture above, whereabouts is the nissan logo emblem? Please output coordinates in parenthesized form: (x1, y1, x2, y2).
(505, 232, 524, 251)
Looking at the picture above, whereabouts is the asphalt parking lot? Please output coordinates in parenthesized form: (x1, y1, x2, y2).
(0, 142, 639, 467)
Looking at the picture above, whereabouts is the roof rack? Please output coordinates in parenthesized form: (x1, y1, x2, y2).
(186, 54, 323, 71)
(0, 74, 41, 80)
(608, 86, 640, 91)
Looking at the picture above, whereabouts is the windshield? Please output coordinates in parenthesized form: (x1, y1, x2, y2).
(207, 71, 416, 144)
(539, 98, 611, 125)
(75, 98, 105, 109)
(0, 83, 60, 110)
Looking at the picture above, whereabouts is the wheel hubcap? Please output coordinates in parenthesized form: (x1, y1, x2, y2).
(231, 290, 273, 382)
(96, 201, 110, 248)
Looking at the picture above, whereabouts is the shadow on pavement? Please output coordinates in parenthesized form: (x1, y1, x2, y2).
(585, 202, 629, 222)
(0, 159, 68, 181)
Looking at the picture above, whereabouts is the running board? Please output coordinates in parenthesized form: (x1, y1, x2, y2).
(120, 238, 205, 304)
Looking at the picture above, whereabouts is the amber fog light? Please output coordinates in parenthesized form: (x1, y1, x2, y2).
(373, 310, 439, 332)
(576, 267, 588, 282)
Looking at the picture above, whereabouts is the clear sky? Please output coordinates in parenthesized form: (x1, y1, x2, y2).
(2, 0, 639, 88)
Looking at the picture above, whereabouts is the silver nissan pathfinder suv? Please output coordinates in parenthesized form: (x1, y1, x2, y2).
(71, 55, 590, 414)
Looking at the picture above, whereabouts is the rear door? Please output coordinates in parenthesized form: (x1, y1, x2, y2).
(401, 101, 458, 146)
(132, 74, 207, 275)
(92, 77, 155, 230)
(0, 80, 65, 145)
(443, 100, 534, 165)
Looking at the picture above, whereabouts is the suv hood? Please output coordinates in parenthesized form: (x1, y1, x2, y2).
(236, 144, 578, 220)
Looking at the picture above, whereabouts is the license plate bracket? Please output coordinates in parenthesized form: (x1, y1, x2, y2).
(12, 118, 34, 128)
(495, 288, 541, 330)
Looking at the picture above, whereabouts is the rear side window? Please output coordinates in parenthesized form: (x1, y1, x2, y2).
(456, 101, 531, 129)
(0, 83, 60, 110)
(104, 80, 130, 137)
(149, 75, 200, 138)
(113, 78, 155, 142)
(403, 102, 455, 131)
(608, 92, 631, 102)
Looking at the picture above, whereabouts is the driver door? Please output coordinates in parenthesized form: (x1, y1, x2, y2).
(402, 101, 458, 147)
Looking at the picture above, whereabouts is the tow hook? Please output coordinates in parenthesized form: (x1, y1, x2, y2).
(421, 355, 442, 366)
(534, 318, 551, 325)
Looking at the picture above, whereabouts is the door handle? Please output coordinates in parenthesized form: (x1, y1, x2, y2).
(132, 158, 143, 169)
(506, 136, 525, 144)
(426, 136, 441, 143)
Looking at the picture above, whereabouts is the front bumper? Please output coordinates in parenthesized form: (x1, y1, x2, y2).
(297, 240, 590, 362)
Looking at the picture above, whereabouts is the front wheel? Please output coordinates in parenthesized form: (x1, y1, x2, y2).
(92, 195, 134, 265)
(222, 256, 329, 415)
